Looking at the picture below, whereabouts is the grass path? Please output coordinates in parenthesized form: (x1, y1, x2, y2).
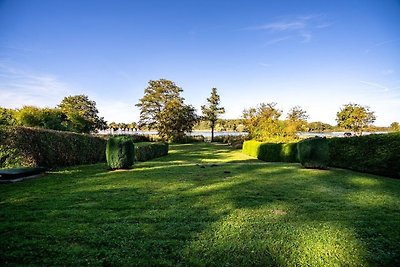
(0, 143, 399, 266)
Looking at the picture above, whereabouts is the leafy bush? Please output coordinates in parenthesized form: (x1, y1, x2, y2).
(0, 126, 106, 169)
(297, 137, 329, 169)
(106, 136, 134, 169)
(328, 133, 400, 178)
(213, 134, 248, 146)
(172, 135, 205, 143)
(242, 140, 298, 162)
(134, 142, 168, 161)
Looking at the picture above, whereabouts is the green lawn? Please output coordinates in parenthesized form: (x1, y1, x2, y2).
(1, 143, 399, 266)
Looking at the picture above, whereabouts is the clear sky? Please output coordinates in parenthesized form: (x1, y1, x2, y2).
(0, 0, 399, 126)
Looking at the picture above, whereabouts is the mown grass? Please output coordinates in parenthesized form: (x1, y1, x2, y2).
(0, 143, 399, 266)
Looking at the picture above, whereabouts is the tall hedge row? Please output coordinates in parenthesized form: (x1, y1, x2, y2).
(134, 142, 169, 161)
(243, 133, 400, 178)
(0, 126, 106, 169)
(242, 140, 298, 163)
(328, 133, 400, 178)
(297, 137, 329, 169)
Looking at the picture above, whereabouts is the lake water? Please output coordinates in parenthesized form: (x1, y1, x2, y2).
(99, 129, 388, 138)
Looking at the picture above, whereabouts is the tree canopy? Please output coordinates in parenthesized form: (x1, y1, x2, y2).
(58, 95, 107, 133)
(136, 79, 198, 141)
(201, 88, 225, 141)
(336, 103, 376, 135)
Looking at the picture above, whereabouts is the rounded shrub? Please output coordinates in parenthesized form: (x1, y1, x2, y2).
(106, 136, 134, 169)
(297, 137, 329, 169)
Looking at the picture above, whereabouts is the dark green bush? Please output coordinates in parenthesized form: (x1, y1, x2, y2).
(297, 137, 329, 169)
(0, 126, 106, 169)
(173, 135, 205, 143)
(280, 142, 298, 162)
(328, 133, 400, 178)
(134, 142, 168, 161)
(258, 143, 282, 162)
(106, 136, 134, 169)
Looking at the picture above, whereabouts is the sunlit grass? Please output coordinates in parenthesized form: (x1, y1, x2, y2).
(0, 143, 399, 266)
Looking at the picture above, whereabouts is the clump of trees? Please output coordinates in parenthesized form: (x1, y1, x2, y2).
(0, 95, 106, 134)
(336, 103, 376, 135)
(242, 102, 309, 142)
(136, 79, 198, 142)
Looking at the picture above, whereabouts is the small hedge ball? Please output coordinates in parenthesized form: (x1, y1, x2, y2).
(106, 136, 134, 169)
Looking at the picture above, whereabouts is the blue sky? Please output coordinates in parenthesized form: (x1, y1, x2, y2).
(0, 0, 399, 126)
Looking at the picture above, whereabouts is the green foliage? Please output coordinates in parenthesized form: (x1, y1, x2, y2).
(0, 126, 106, 169)
(242, 140, 298, 162)
(242, 102, 300, 142)
(0, 107, 16, 126)
(336, 103, 376, 135)
(328, 133, 400, 178)
(280, 142, 298, 162)
(136, 79, 198, 141)
(242, 140, 262, 158)
(59, 95, 106, 133)
(390, 122, 400, 132)
(171, 135, 205, 143)
(106, 136, 134, 169)
(297, 137, 329, 169)
(201, 87, 225, 141)
(258, 143, 282, 162)
(134, 142, 168, 161)
(157, 98, 198, 142)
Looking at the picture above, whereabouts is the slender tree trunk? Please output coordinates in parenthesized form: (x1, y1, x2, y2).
(211, 121, 215, 142)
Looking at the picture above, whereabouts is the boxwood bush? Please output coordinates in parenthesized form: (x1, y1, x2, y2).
(297, 137, 329, 169)
(106, 136, 134, 169)
(0, 126, 106, 169)
(134, 142, 169, 161)
(328, 133, 400, 178)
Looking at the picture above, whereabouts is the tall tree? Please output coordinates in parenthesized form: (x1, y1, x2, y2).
(136, 79, 183, 129)
(336, 103, 376, 135)
(286, 106, 309, 135)
(157, 98, 198, 141)
(136, 79, 198, 141)
(201, 88, 225, 141)
(59, 95, 106, 133)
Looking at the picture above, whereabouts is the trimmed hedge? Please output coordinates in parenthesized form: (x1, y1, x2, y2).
(242, 140, 261, 158)
(328, 133, 400, 178)
(242, 140, 298, 163)
(134, 142, 169, 161)
(0, 126, 106, 169)
(106, 136, 134, 169)
(297, 137, 329, 169)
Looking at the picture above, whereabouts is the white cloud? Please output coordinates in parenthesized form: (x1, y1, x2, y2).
(245, 14, 332, 44)
(0, 63, 73, 108)
(360, 80, 391, 92)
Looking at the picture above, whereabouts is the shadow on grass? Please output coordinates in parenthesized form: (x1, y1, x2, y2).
(0, 143, 399, 266)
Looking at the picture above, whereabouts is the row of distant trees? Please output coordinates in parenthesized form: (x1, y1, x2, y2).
(1, 78, 399, 141)
(0, 95, 106, 134)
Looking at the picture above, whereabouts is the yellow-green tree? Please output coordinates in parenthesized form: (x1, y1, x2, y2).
(336, 103, 376, 135)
